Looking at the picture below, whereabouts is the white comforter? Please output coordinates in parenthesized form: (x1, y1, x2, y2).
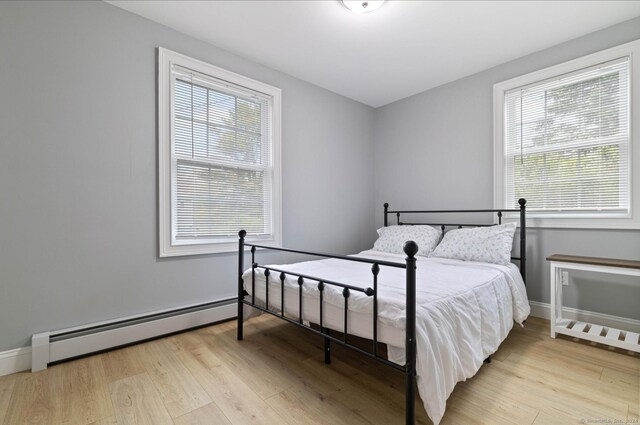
(242, 250, 530, 424)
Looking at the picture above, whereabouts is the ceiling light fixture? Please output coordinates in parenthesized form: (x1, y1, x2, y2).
(341, 0, 385, 14)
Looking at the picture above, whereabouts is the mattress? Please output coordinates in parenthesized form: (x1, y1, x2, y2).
(241, 249, 530, 424)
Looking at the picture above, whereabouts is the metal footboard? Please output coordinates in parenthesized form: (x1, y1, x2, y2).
(237, 230, 419, 425)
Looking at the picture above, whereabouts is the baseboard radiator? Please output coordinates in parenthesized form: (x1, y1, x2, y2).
(31, 298, 236, 371)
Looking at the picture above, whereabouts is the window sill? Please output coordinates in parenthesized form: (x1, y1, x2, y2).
(160, 238, 281, 257)
(500, 215, 640, 230)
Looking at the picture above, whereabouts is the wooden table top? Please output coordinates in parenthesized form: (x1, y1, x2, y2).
(546, 254, 640, 270)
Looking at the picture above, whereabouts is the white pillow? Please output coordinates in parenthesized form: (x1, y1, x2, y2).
(430, 222, 517, 265)
(373, 225, 442, 257)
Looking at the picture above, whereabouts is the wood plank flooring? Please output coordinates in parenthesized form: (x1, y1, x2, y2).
(0, 316, 637, 425)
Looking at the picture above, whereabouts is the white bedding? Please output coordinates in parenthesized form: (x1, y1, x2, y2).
(242, 250, 530, 424)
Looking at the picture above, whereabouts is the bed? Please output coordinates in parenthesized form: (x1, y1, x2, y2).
(236, 199, 529, 425)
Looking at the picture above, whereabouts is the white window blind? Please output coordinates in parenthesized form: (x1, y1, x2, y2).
(171, 65, 274, 242)
(504, 56, 630, 215)
(159, 48, 281, 256)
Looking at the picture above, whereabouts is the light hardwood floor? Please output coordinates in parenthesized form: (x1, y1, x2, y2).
(0, 316, 638, 425)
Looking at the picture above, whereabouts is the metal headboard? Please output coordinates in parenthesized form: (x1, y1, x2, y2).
(383, 198, 527, 284)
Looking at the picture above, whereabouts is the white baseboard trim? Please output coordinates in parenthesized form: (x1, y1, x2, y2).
(31, 299, 236, 372)
(0, 299, 237, 377)
(529, 300, 640, 333)
(0, 347, 32, 377)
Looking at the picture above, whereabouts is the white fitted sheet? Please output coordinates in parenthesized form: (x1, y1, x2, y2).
(242, 250, 530, 425)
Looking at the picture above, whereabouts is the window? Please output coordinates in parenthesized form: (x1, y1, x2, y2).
(494, 40, 640, 229)
(159, 48, 281, 256)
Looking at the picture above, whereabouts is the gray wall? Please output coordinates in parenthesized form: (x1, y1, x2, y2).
(0, 1, 375, 352)
(374, 17, 640, 320)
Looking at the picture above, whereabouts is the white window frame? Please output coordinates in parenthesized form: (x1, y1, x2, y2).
(494, 39, 640, 229)
(158, 47, 282, 256)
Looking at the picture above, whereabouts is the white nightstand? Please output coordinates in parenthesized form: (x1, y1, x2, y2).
(547, 254, 640, 353)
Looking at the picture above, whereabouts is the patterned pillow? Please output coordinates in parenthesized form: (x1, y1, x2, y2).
(373, 225, 442, 257)
(430, 223, 517, 265)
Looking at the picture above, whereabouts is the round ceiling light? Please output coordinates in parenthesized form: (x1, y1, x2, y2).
(341, 0, 385, 14)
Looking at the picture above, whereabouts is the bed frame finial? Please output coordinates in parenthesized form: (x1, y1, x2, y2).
(239, 229, 247, 239)
(518, 198, 526, 207)
(403, 240, 419, 258)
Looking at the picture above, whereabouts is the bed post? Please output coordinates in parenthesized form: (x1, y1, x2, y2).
(237, 229, 246, 341)
(384, 203, 389, 227)
(404, 240, 418, 425)
(518, 198, 526, 284)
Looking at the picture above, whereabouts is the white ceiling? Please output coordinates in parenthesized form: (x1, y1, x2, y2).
(108, 1, 640, 107)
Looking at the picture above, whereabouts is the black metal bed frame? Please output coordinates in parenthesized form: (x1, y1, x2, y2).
(237, 198, 527, 425)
